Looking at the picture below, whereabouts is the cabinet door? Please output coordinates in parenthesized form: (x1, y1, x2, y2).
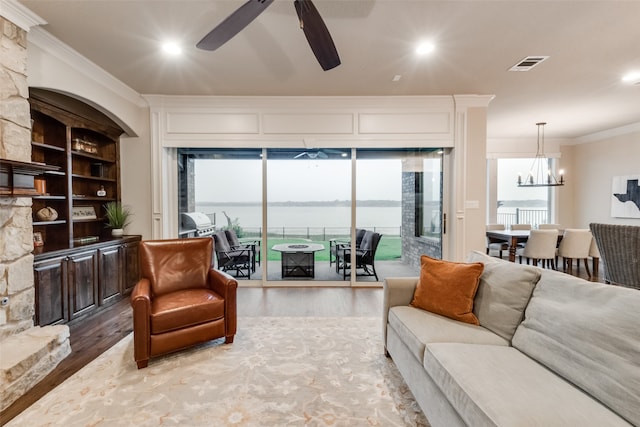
(98, 246, 121, 305)
(34, 257, 68, 326)
(121, 241, 140, 294)
(67, 250, 98, 320)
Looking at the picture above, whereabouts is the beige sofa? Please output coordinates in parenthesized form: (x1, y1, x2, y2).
(383, 251, 640, 427)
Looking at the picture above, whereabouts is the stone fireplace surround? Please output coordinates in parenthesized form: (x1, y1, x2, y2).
(0, 16, 70, 413)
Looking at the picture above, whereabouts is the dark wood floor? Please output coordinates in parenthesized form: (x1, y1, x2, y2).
(1, 263, 601, 424)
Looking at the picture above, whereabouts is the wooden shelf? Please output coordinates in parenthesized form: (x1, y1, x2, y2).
(32, 141, 66, 152)
(0, 159, 61, 196)
(71, 174, 117, 182)
(71, 150, 115, 163)
(33, 220, 67, 226)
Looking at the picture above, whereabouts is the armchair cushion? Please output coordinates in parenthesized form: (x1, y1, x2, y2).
(151, 288, 225, 334)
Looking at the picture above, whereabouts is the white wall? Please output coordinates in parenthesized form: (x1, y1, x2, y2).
(570, 129, 640, 227)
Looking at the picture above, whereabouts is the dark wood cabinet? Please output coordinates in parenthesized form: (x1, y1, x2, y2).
(99, 246, 122, 305)
(67, 250, 99, 320)
(33, 236, 140, 326)
(34, 256, 67, 326)
(121, 240, 140, 295)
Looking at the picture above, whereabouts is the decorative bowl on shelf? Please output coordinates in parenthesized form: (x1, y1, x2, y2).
(36, 206, 58, 221)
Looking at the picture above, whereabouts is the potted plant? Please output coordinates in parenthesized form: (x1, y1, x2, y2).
(104, 201, 132, 237)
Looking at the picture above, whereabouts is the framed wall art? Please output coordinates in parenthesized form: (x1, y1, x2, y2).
(72, 206, 97, 220)
(611, 175, 640, 218)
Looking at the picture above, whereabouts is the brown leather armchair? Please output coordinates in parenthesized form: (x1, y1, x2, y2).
(131, 237, 238, 369)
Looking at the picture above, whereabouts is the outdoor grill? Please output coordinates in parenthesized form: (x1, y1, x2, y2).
(181, 212, 216, 237)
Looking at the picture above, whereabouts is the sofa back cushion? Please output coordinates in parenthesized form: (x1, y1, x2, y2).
(512, 269, 640, 426)
(467, 251, 541, 341)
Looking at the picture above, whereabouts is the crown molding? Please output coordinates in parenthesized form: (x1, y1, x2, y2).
(1, 0, 46, 30)
(27, 26, 147, 108)
(573, 121, 640, 145)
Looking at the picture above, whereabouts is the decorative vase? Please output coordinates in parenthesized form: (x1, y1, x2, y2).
(111, 228, 124, 237)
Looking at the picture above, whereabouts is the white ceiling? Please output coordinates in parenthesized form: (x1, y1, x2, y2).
(17, 0, 640, 140)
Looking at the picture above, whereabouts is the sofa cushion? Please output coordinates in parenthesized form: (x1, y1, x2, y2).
(388, 306, 508, 363)
(467, 251, 541, 341)
(411, 255, 484, 325)
(424, 343, 632, 427)
(512, 269, 640, 426)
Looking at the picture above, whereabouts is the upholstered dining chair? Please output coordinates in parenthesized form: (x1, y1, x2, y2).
(511, 224, 532, 230)
(517, 229, 558, 269)
(486, 224, 508, 258)
(590, 223, 640, 289)
(539, 224, 561, 230)
(557, 229, 593, 277)
(131, 237, 238, 369)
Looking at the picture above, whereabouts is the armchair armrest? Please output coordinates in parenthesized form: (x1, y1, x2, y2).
(208, 268, 239, 338)
(130, 278, 151, 364)
(382, 277, 419, 346)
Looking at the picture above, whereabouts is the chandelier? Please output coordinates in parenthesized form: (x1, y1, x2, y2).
(517, 122, 565, 187)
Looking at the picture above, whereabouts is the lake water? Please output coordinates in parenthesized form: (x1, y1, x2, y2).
(195, 204, 401, 234)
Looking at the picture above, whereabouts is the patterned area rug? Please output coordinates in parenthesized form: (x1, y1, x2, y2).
(9, 317, 429, 426)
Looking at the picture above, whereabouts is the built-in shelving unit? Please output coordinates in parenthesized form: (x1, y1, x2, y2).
(30, 89, 123, 249)
(29, 89, 140, 326)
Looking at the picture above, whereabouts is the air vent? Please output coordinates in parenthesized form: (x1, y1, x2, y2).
(509, 56, 549, 72)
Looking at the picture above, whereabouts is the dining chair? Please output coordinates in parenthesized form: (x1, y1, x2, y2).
(539, 224, 561, 230)
(486, 224, 508, 258)
(517, 229, 558, 269)
(557, 229, 593, 277)
(589, 237, 600, 277)
(511, 224, 532, 230)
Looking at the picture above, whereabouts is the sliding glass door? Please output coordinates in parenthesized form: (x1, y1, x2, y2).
(177, 147, 445, 285)
(265, 149, 351, 282)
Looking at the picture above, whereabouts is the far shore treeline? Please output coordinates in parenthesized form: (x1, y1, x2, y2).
(198, 200, 402, 207)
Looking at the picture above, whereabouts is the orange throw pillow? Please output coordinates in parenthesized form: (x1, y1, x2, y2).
(411, 255, 484, 325)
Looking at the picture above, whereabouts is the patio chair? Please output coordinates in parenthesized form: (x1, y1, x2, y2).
(336, 230, 382, 280)
(212, 230, 252, 279)
(225, 229, 259, 271)
(330, 228, 365, 268)
(590, 223, 640, 289)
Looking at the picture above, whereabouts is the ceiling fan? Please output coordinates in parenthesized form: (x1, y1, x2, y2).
(196, 0, 341, 71)
(294, 149, 346, 159)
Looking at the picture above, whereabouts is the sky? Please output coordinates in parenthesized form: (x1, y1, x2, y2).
(497, 158, 549, 201)
(195, 158, 402, 203)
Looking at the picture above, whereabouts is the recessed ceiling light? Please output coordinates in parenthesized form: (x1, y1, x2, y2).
(162, 42, 182, 56)
(415, 41, 435, 56)
(622, 71, 640, 85)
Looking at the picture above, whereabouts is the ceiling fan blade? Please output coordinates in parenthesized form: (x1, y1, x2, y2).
(294, 0, 341, 71)
(197, 0, 275, 51)
(294, 152, 308, 159)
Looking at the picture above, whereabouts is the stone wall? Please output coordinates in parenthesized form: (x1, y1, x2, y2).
(401, 171, 442, 269)
(0, 15, 70, 413)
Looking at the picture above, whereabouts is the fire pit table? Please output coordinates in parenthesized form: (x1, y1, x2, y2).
(271, 243, 325, 278)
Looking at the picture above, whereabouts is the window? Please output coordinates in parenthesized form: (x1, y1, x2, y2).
(496, 158, 552, 227)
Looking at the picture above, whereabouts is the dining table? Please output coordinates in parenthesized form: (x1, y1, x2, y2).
(485, 229, 563, 262)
